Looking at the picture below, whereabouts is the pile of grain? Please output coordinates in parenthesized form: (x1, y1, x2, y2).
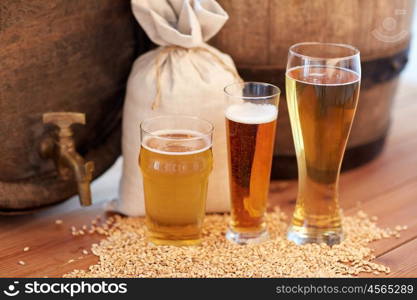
(65, 209, 403, 278)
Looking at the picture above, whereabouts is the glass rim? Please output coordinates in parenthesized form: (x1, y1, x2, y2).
(224, 81, 281, 100)
(288, 42, 360, 60)
(140, 115, 214, 142)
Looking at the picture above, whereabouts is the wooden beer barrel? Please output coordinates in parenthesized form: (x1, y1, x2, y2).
(211, 0, 415, 178)
(0, 0, 147, 212)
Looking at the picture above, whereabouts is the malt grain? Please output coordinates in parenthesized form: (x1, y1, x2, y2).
(65, 209, 402, 278)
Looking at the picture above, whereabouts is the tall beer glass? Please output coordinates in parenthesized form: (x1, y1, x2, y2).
(139, 115, 213, 246)
(286, 42, 361, 245)
(224, 82, 280, 244)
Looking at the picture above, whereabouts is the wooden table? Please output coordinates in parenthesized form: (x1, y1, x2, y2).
(1, 92, 417, 278)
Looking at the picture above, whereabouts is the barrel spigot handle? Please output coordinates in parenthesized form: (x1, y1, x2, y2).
(43, 112, 86, 139)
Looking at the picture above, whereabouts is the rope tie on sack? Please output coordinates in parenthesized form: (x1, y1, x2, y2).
(152, 45, 243, 110)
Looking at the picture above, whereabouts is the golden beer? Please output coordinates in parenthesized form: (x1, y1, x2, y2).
(139, 117, 213, 246)
(224, 82, 280, 244)
(286, 65, 360, 245)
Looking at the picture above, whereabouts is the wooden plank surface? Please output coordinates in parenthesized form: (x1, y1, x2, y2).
(0, 91, 416, 278)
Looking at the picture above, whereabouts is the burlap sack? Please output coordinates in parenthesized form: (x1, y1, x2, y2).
(114, 0, 240, 216)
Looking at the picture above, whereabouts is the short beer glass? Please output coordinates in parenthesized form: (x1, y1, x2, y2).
(139, 116, 213, 246)
(224, 82, 280, 244)
(286, 42, 361, 245)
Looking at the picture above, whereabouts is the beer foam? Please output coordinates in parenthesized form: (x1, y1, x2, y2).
(225, 102, 278, 124)
(142, 129, 211, 155)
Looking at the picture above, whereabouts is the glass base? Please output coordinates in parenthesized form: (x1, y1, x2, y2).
(226, 228, 269, 245)
(287, 225, 343, 246)
(148, 237, 201, 246)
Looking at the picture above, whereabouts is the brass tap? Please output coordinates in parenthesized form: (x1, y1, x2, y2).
(40, 112, 94, 206)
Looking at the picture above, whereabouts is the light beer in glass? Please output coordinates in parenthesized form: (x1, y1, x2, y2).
(139, 116, 213, 246)
(286, 42, 361, 245)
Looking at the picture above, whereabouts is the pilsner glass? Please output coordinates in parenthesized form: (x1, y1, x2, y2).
(139, 115, 213, 246)
(286, 42, 361, 245)
(224, 82, 280, 244)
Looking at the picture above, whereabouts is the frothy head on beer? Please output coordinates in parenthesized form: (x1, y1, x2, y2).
(142, 130, 212, 155)
(225, 102, 278, 124)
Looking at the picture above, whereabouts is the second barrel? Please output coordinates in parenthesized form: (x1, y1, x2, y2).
(211, 0, 415, 178)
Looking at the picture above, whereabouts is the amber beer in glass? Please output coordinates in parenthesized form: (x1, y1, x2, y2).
(286, 42, 361, 245)
(224, 82, 280, 244)
(139, 116, 213, 246)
